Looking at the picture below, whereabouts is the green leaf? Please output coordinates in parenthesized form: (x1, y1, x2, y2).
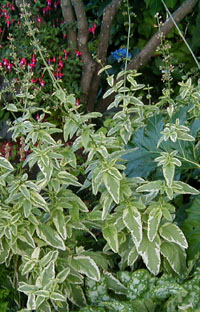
(18, 282, 39, 294)
(50, 291, 66, 302)
(36, 224, 66, 250)
(147, 208, 162, 242)
(40, 250, 58, 267)
(102, 224, 119, 253)
(56, 267, 70, 283)
(54, 89, 67, 102)
(57, 171, 81, 187)
(81, 128, 90, 148)
(123, 206, 142, 244)
(92, 167, 103, 195)
(161, 242, 186, 274)
(66, 94, 76, 106)
(41, 261, 55, 288)
(53, 209, 67, 240)
(136, 181, 162, 192)
(159, 223, 188, 248)
(19, 230, 35, 248)
(103, 172, 120, 204)
(27, 293, 36, 310)
(128, 247, 139, 266)
(39, 131, 56, 145)
(103, 88, 115, 99)
(21, 261, 36, 275)
(104, 272, 127, 295)
(137, 231, 160, 275)
(72, 256, 100, 281)
(102, 193, 113, 220)
(0, 156, 14, 171)
(68, 284, 86, 307)
(23, 199, 32, 218)
(173, 181, 199, 195)
(63, 119, 78, 142)
(30, 191, 49, 211)
(98, 65, 112, 75)
(107, 75, 114, 87)
(7, 103, 18, 112)
(108, 167, 122, 180)
(177, 132, 195, 141)
(19, 184, 30, 200)
(163, 163, 175, 187)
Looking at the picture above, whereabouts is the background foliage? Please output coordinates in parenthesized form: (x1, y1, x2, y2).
(0, 0, 200, 311)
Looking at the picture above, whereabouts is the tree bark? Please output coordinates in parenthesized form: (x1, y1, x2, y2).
(61, 0, 77, 49)
(87, 0, 123, 112)
(96, 0, 198, 113)
(71, 0, 96, 106)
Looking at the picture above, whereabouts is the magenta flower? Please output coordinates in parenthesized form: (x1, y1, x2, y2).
(64, 50, 69, 60)
(88, 23, 97, 36)
(31, 78, 38, 83)
(39, 78, 45, 87)
(75, 51, 82, 57)
(19, 58, 27, 66)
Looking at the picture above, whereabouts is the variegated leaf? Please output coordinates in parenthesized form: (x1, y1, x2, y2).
(123, 206, 142, 245)
(136, 180, 162, 193)
(127, 246, 139, 266)
(71, 256, 100, 281)
(102, 224, 119, 253)
(137, 231, 161, 275)
(103, 172, 120, 204)
(52, 209, 67, 240)
(0, 156, 14, 171)
(163, 163, 175, 187)
(159, 223, 188, 249)
(36, 224, 66, 251)
(104, 271, 127, 294)
(147, 208, 162, 242)
(41, 261, 55, 288)
(161, 241, 186, 274)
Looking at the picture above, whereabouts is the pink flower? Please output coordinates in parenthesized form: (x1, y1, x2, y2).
(39, 78, 45, 87)
(7, 63, 12, 71)
(64, 49, 69, 60)
(53, 72, 64, 79)
(19, 58, 27, 66)
(31, 78, 38, 83)
(75, 51, 82, 57)
(88, 23, 97, 35)
(3, 58, 9, 66)
(58, 59, 64, 69)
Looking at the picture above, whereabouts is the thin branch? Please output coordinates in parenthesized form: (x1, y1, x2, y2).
(127, 0, 198, 71)
(61, 0, 77, 49)
(97, 0, 198, 113)
(71, 0, 96, 105)
(87, 0, 123, 112)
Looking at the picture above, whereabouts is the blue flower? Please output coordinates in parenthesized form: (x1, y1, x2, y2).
(111, 48, 133, 61)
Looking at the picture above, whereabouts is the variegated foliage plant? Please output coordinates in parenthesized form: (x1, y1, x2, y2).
(0, 63, 200, 311)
